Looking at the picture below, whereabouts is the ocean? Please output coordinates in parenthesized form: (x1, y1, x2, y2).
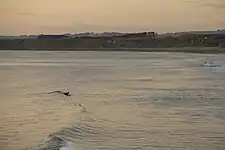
(0, 50, 225, 150)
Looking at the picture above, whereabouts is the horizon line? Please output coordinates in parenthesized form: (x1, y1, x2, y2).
(1, 29, 225, 36)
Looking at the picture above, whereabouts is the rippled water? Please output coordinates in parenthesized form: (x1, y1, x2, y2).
(0, 50, 225, 150)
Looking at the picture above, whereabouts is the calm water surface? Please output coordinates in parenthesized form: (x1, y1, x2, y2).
(0, 50, 225, 150)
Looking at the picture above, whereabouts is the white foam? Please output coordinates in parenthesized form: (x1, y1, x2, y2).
(203, 62, 212, 67)
(60, 141, 76, 150)
(203, 62, 220, 67)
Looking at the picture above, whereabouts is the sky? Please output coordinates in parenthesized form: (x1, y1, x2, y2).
(0, 0, 225, 35)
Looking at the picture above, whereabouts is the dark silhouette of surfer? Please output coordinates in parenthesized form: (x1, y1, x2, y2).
(48, 91, 71, 96)
(46, 90, 87, 112)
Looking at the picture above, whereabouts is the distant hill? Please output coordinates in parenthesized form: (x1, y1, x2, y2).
(0, 30, 225, 50)
(1, 30, 224, 39)
(0, 35, 37, 39)
(158, 30, 225, 38)
(37, 34, 70, 39)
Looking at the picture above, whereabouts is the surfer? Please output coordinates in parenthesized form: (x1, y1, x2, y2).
(48, 91, 71, 96)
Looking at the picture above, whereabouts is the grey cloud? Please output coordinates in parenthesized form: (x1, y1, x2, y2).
(199, 3, 225, 9)
(184, 0, 202, 4)
(184, 0, 225, 9)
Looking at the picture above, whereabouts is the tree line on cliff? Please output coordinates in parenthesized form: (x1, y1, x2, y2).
(0, 32, 225, 49)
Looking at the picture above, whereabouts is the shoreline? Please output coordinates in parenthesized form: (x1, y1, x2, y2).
(1, 47, 225, 54)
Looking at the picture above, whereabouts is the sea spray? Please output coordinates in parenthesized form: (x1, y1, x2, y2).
(60, 141, 76, 150)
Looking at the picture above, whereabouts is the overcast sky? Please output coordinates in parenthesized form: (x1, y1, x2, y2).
(0, 0, 225, 35)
